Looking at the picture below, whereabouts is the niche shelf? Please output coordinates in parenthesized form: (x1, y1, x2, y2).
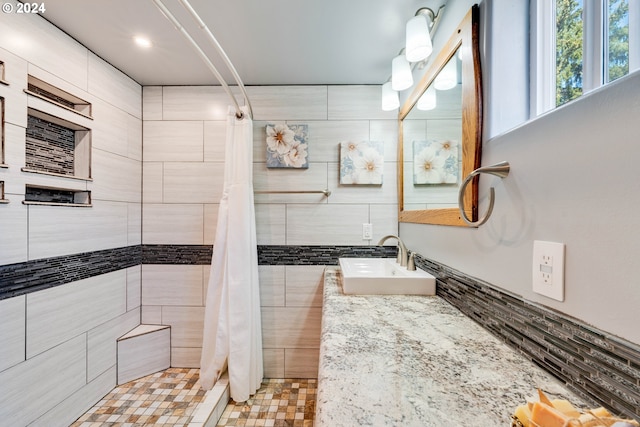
(23, 185, 91, 207)
(22, 108, 91, 180)
(25, 75, 92, 118)
(0, 61, 7, 86)
(1, 95, 6, 168)
(0, 181, 8, 204)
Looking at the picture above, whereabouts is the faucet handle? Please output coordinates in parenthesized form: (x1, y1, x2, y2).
(407, 252, 416, 271)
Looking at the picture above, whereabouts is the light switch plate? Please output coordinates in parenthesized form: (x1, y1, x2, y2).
(362, 223, 373, 240)
(532, 240, 565, 301)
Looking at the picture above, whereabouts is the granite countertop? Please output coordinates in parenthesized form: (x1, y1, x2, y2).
(316, 268, 587, 426)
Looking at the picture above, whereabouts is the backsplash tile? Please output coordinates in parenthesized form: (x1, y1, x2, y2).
(414, 254, 640, 421)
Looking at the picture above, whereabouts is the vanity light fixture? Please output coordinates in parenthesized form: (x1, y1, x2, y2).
(406, 8, 433, 62)
(391, 50, 413, 91)
(433, 58, 457, 90)
(381, 5, 445, 110)
(381, 81, 400, 111)
(416, 86, 436, 110)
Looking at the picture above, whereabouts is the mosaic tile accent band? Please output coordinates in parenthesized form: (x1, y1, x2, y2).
(0, 245, 141, 300)
(413, 254, 640, 421)
(140, 244, 397, 265)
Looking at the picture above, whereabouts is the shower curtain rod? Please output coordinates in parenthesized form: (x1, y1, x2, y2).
(152, 0, 253, 119)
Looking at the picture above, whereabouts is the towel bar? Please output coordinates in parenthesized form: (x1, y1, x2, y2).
(458, 161, 510, 227)
(255, 189, 331, 197)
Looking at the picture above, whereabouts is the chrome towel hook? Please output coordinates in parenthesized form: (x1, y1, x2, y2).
(458, 161, 510, 227)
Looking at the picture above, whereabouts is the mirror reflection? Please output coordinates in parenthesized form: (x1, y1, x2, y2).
(398, 5, 481, 226)
(403, 51, 462, 211)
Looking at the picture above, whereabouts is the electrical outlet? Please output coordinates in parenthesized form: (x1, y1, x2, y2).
(532, 240, 565, 301)
(362, 223, 373, 240)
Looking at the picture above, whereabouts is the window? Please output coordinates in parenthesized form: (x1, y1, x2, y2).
(532, 0, 639, 115)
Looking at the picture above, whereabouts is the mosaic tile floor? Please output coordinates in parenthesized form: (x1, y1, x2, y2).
(71, 368, 206, 426)
(216, 378, 316, 427)
(71, 368, 317, 427)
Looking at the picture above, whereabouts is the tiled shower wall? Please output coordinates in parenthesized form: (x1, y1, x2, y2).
(141, 85, 399, 376)
(0, 11, 142, 427)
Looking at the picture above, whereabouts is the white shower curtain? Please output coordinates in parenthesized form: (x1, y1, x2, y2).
(200, 106, 263, 402)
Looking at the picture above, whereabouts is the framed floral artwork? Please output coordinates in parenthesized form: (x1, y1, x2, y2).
(339, 141, 384, 185)
(266, 123, 309, 168)
(413, 139, 459, 184)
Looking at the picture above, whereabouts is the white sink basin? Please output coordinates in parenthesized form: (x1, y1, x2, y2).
(338, 258, 436, 296)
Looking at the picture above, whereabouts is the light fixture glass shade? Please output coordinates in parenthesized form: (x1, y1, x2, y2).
(417, 86, 436, 110)
(381, 82, 400, 111)
(434, 58, 457, 90)
(405, 15, 433, 62)
(391, 54, 413, 91)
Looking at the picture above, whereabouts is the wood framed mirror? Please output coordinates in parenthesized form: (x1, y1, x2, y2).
(398, 5, 481, 226)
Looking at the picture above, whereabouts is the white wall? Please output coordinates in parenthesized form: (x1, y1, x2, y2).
(402, 69, 640, 345)
(0, 11, 142, 426)
(398, 0, 640, 346)
(141, 84, 399, 376)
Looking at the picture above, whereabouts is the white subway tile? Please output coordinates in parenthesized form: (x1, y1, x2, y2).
(262, 349, 285, 378)
(284, 348, 319, 378)
(161, 306, 205, 348)
(285, 266, 324, 307)
(0, 202, 28, 264)
(247, 86, 327, 120)
(255, 204, 286, 245)
(91, 148, 141, 203)
(86, 309, 140, 382)
(142, 265, 204, 306)
(0, 334, 86, 427)
(128, 202, 142, 245)
(143, 86, 163, 120)
(26, 271, 127, 358)
(28, 200, 129, 259)
(328, 86, 396, 120)
(29, 366, 116, 427)
(163, 86, 243, 121)
(293, 120, 369, 163)
(203, 121, 226, 161)
(259, 266, 285, 307)
(143, 162, 163, 203)
(0, 296, 25, 372)
(143, 203, 204, 245)
(203, 203, 219, 245)
(285, 204, 369, 245)
(163, 162, 224, 204)
(143, 121, 204, 162)
(88, 52, 141, 119)
(127, 265, 142, 311)
(261, 307, 322, 349)
(171, 347, 201, 368)
(141, 305, 162, 324)
(370, 204, 399, 240)
(91, 99, 131, 158)
(370, 120, 399, 162)
(0, 13, 88, 90)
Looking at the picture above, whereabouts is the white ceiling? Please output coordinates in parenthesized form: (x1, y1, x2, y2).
(41, 0, 446, 86)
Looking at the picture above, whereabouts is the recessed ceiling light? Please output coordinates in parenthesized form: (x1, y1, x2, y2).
(133, 36, 152, 48)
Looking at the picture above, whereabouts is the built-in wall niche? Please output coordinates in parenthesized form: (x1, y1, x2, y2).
(0, 61, 7, 85)
(1, 95, 5, 167)
(23, 185, 91, 207)
(22, 108, 91, 180)
(0, 181, 7, 204)
(25, 75, 92, 118)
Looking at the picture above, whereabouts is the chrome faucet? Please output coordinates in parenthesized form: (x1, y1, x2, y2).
(377, 234, 408, 267)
